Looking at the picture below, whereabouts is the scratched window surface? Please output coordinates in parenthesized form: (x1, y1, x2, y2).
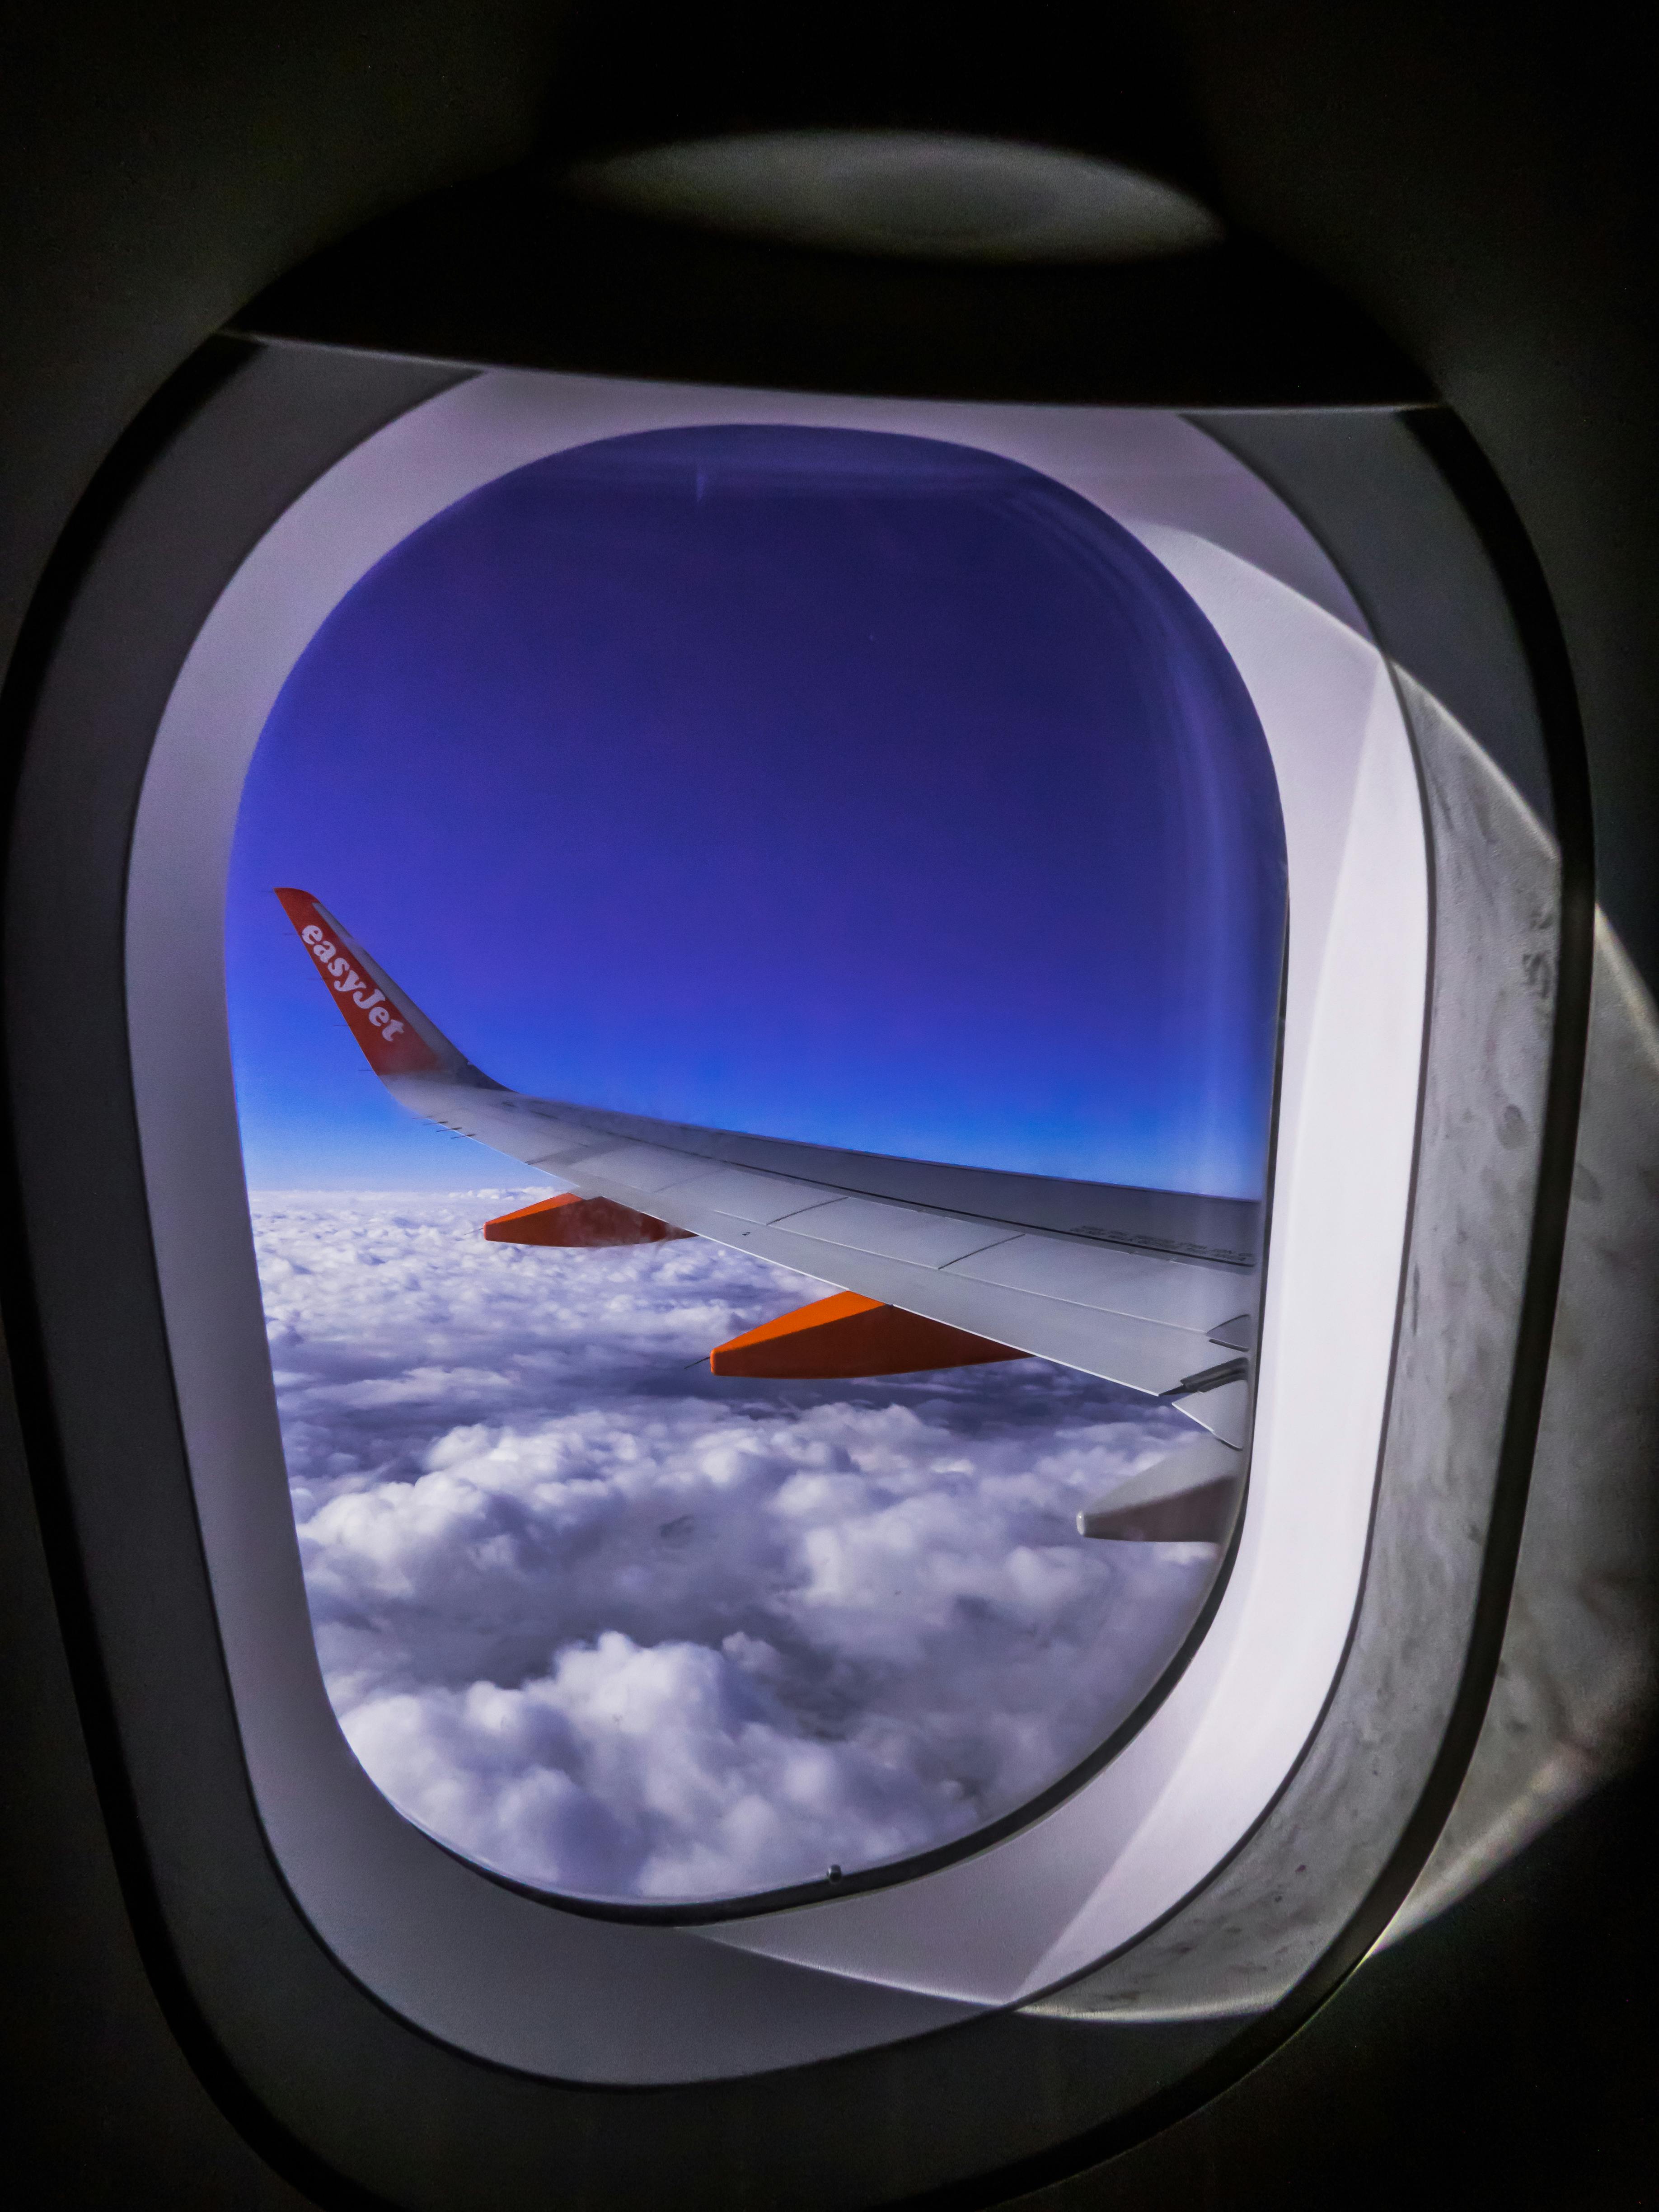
(227, 424, 1285, 1906)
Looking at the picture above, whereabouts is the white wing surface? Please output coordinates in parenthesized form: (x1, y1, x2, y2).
(275, 891, 1259, 1446)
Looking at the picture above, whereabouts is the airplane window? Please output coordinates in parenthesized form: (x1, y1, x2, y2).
(111, 361, 1434, 2075)
(5, 64, 1625, 2203)
(225, 424, 1285, 1907)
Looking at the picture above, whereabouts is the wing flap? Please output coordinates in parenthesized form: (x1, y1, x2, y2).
(562, 1141, 712, 1194)
(655, 1162, 835, 1225)
(776, 1195, 1021, 1270)
(949, 1233, 1247, 1334)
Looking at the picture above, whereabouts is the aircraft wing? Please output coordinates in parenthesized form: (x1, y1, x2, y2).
(274, 890, 1258, 1446)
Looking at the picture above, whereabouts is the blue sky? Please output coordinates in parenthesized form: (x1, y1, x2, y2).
(226, 423, 1284, 1195)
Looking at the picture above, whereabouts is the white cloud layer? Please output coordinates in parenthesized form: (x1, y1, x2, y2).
(253, 1193, 1219, 1903)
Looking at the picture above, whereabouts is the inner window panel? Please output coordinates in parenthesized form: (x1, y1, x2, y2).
(225, 423, 1286, 1908)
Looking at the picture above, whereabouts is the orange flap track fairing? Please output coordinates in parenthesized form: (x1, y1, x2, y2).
(708, 1290, 1026, 1380)
(483, 1195, 694, 1248)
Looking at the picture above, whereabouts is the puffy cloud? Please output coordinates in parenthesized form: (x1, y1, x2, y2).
(254, 1193, 1219, 1903)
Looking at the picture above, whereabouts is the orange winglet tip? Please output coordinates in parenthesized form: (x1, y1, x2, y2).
(708, 1290, 1026, 1380)
(482, 1194, 694, 1248)
(273, 886, 445, 1077)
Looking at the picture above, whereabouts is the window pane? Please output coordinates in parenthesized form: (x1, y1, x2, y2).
(226, 424, 1285, 1907)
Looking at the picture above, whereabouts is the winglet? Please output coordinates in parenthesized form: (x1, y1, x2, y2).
(274, 889, 466, 1079)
